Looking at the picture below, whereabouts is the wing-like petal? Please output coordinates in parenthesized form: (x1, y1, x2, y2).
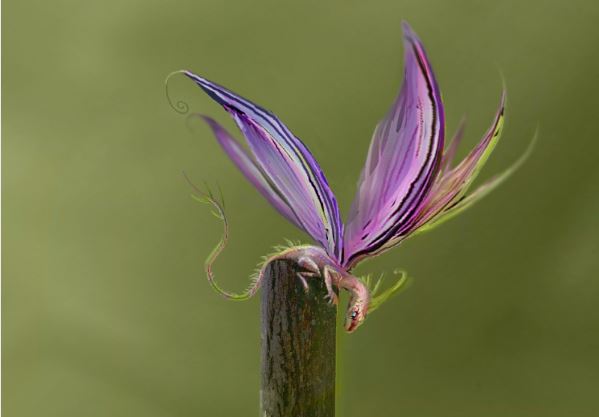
(343, 22, 444, 268)
(408, 92, 506, 234)
(440, 117, 466, 174)
(185, 72, 343, 260)
(199, 115, 302, 229)
(413, 127, 536, 236)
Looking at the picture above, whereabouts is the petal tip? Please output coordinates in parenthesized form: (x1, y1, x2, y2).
(183, 69, 201, 82)
(401, 20, 415, 36)
(401, 21, 421, 46)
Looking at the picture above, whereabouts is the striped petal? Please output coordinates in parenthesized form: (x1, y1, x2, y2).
(343, 22, 444, 268)
(440, 117, 466, 174)
(185, 72, 343, 260)
(409, 92, 506, 234)
(199, 115, 302, 229)
(413, 127, 536, 236)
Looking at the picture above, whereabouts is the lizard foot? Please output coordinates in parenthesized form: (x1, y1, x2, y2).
(297, 256, 321, 277)
(324, 289, 339, 305)
(324, 288, 339, 306)
(296, 272, 311, 293)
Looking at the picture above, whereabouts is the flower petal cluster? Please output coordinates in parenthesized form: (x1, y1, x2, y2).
(181, 22, 524, 271)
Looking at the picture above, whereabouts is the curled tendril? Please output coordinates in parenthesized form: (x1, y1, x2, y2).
(165, 70, 190, 114)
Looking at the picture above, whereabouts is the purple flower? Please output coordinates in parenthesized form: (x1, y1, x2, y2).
(171, 22, 531, 331)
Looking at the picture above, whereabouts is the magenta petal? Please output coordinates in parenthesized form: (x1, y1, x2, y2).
(343, 22, 445, 268)
(409, 92, 506, 232)
(185, 72, 343, 260)
(199, 116, 302, 229)
(441, 118, 466, 174)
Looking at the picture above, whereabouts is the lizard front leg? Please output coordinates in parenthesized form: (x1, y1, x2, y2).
(297, 257, 338, 305)
(295, 256, 321, 293)
(322, 265, 340, 305)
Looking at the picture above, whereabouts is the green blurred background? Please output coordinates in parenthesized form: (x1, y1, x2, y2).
(3, 0, 599, 416)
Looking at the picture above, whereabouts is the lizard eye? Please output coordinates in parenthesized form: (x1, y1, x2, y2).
(351, 310, 358, 319)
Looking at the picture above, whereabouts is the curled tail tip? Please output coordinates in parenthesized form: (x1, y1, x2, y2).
(196, 180, 258, 302)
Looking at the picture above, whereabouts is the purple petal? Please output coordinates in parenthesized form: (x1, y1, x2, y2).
(184, 72, 343, 260)
(343, 22, 445, 268)
(408, 92, 506, 232)
(440, 117, 466, 174)
(199, 115, 302, 229)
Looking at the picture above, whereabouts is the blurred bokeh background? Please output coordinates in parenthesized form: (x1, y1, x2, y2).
(3, 0, 599, 416)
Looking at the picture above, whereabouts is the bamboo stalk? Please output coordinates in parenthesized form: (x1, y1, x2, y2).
(260, 259, 337, 417)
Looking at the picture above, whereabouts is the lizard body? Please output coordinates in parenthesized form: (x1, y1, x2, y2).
(200, 192, 370, 332)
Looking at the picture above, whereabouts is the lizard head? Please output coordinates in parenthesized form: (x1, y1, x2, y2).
(343, 278, 370, 333)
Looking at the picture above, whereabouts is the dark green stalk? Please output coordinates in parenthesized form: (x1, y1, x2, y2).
(260, 259, 337, 417)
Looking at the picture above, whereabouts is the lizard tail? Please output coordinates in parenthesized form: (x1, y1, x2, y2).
(189, 179, 262, 301)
